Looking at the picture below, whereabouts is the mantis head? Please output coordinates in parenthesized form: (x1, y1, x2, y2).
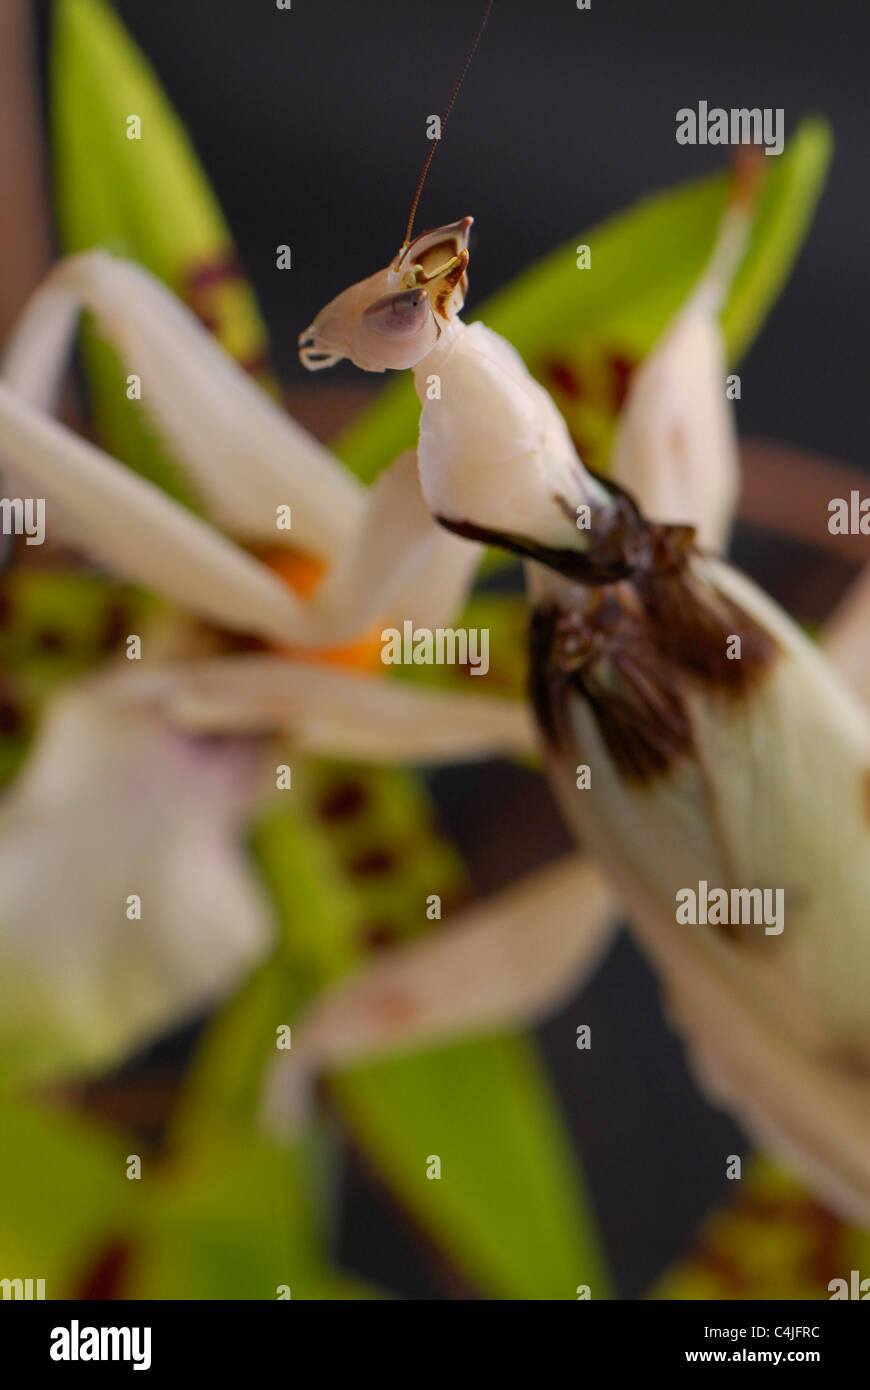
(299, 218, 472, 372)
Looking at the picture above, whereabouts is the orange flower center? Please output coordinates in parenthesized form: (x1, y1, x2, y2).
(258, 547, 384, 673)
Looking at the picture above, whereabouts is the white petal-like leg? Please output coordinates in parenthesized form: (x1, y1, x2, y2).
(1, 251, 364, 559)
(610, 179, 754, 551)
(262, 855, 617, 1134)
(161, 655, 537, 763)
(0, 679, 273, 1078)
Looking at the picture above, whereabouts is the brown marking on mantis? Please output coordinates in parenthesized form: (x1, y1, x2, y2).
(529, 549, 779, 787)
(438, 473, 655, 587)
(530, 593, 696, 780)
(434, 248, 470, 317)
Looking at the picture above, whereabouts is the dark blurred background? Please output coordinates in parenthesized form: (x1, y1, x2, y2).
(28, 0, 870, 1298)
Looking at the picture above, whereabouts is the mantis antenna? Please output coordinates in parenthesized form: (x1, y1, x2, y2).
(401, 0, 495, 249)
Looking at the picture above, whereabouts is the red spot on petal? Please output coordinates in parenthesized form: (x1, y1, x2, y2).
(542, 359, 584, 400)
(319, 781, 368, 821)
(347, 848, 396, 878)
(75, 1240, 133, 1300)
(608, 354, 635, 410)
(361, 921, 398, 950)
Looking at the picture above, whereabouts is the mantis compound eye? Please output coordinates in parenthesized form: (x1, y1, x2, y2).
(356, 287, 440, 369)
(362, 287, 429, 334)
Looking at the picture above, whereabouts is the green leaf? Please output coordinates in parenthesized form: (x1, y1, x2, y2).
(334, 119, 832, 486)
(126, 1133, 377, 1300)
(51, 0, 274, 503)
(332, 1039, 607, 1300)
(0, 1097, 127, 1296)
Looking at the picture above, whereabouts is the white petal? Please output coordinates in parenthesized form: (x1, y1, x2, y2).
(263, 855, 616, 1133)
(164, 655, 537, 764)
(0, 681, 274, 1077)
(0, 390, 479, 651)
(610, 312, 739, 551)
(308, 449, 481, 640)
(609, 191, 753, 551)
(823, 562, 870, 708)
(0, 380, 320, 643)
(1, 251, 364, 559)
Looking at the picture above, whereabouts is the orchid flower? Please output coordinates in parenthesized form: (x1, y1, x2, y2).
(0, 250, 534, 1077)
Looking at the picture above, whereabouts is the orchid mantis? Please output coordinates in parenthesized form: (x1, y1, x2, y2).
(259, 181, 870, 1228)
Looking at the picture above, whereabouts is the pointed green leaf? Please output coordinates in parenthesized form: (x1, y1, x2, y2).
(51, 0, 274, 503)
(332, 1039, 607, 1301)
